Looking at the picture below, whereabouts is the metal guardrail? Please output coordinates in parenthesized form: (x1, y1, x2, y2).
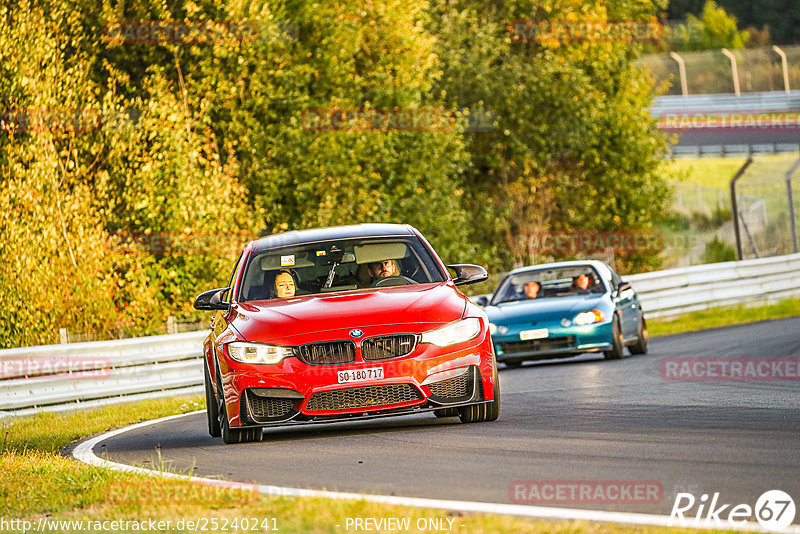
(652, 91, 800, 158)
(669, 144, 800, 158)
(652, 91, 800, 116)
(0, 331, 205, 420)
(2, 253, 799, 420)
(625, 253, 800, 317)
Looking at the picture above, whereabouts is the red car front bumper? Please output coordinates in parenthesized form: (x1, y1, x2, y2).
(215, 329, 496, 428)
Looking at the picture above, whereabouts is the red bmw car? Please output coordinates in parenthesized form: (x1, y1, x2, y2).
(194, 224, 500, 443)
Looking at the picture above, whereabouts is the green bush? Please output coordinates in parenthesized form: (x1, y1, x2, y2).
(0, 0, 673, 347)
(703, 236, 737, 263)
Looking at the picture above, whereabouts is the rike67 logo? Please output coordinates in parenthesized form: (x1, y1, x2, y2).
(669, 490, 796, 531)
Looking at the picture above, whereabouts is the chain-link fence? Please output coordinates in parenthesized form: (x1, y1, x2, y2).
(639, 45, 800, 95)
(662, 155, 800, 268)
(733, 158, 800, 259)
(56, 316, 204, 344)
(662, 180, 732, 267)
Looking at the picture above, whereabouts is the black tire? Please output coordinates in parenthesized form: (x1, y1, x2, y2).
(459, 363, 500, 423)
(484, 363, 500, 422)
(204, 360, 221, 437)
(629, 315, 649, 355)
(433, 408, 459, 418)
(217, 371, 263, 444)
(458, 402, 486, 423)
(603, 316, 625, 360)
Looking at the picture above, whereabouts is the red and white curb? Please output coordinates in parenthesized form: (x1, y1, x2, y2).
(72, 412, 798, 533)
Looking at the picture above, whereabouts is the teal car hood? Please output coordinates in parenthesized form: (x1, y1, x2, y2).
(485, 294, 610, 323)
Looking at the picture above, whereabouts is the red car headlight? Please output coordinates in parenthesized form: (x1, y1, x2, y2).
(421, 317, 482, 347)
(227, 342, 294, 365)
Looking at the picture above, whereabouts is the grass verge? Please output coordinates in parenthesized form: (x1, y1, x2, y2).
(1, 395, 761, 532)
(665, 153, 798, 189)
(649, 297, 800, 338)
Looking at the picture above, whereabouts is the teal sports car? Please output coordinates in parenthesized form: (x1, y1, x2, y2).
(478, 261, 648, 367)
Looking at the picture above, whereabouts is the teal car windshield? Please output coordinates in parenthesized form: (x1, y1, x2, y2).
(492, 265, 605, 305)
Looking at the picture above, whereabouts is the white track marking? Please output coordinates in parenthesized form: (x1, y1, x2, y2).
(72, 412, 799, 533)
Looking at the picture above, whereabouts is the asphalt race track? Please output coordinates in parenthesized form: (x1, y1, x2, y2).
(77, 317, 800, 519)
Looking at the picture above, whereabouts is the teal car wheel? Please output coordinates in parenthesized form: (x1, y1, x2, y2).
(603, 316, 625, 360)
(629, 314, 649, 355)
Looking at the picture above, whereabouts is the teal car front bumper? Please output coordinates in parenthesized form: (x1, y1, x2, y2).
(491, 319, 613, 362)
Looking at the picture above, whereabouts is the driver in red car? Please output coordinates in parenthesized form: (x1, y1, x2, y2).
(367, 259, 399, 281)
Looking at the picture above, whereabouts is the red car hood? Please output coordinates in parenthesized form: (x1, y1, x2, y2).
(231, 282, 467, 344)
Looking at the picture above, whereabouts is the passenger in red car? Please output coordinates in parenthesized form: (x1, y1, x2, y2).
(274, 270, 296, 298)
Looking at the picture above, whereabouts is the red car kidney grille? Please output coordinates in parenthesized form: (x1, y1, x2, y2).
(361, 334, 418, 361)
(297, 341, 357, 365)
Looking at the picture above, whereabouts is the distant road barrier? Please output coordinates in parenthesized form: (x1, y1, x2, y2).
(2, 253, 799, 419)
(652, 90, 800, 156)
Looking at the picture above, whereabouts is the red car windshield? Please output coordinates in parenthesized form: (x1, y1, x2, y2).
(237, 236, 446, 301)
(492, 265, 605, 304)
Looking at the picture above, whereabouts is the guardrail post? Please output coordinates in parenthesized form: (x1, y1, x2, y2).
(721, 48, 741, 96)
(730, 156, 754, 260)
(167, 316, 177, 335)
(772, 46, 791, 94)
(786, 157, 800, 254)
(59, 328, 69, 344)
(669, 52, 689, 96)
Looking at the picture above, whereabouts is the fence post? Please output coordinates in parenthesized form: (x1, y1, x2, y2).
(730, 156, 754, 260)
(167, 316, 177, 335)
(669, 52, 689, 96)
(786, 157, 800, 254)
(59, 328, 69, 344)
(721, 48, 741, 97)
(772, 46, 791, 94)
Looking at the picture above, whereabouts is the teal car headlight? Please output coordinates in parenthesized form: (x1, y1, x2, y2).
(573, 309, 606, 326)
(227, 342, 294, 364)
(421, 317, 481, 347)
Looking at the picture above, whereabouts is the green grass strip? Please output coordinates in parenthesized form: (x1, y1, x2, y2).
(649, 297, 800, 338)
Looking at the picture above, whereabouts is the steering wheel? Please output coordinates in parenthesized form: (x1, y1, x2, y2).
(371, 276, 415, 288)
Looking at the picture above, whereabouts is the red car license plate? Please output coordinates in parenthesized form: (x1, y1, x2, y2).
(337, 367, 384, 384)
